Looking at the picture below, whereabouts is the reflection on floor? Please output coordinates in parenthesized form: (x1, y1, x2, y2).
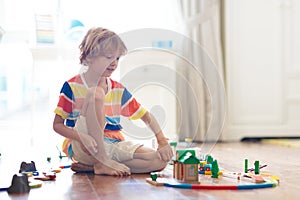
(0, 141, 300, 200)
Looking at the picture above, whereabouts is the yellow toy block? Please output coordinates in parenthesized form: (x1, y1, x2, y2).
(205, 171, 212, 175)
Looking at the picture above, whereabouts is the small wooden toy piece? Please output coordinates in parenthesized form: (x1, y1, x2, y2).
(251, 175, 265, 183)
(59, 164, 71, 169)
(198, 161, 206, 174)
(244, 159, 248, 173)
(169, 142, 177, 162)
(254, 160, 260, 175)
(204, 164, 212, 173)
(7, 173, 30, 194)
(146, 178, 165, 186)
(211, 160, 219, 178)
(51, 168, 62, 173)
(146, 172, 166, 186)
(49, 164, 71, 173)
(206, 155, 213, 164)
(34, 171, 56, 181)
(169, 142, 177, 151)
(28, 180, 43, 188)
(184, 138, 193, 147)
(260, 173, 280, 183)
(150, 172, 158, 181)
(44, 171, 56, 180)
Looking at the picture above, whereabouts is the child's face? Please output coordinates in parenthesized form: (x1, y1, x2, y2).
(89, 51, 120, 78)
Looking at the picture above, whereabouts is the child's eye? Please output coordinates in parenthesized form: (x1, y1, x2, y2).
(105, 55, 113, 59)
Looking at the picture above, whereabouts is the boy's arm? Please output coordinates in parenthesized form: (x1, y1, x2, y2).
(141, 111, 173, 161)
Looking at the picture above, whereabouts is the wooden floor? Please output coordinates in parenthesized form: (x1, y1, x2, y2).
(0, 141, 299, 200)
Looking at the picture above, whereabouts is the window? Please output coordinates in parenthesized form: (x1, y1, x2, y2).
(0, 0, 178, 157)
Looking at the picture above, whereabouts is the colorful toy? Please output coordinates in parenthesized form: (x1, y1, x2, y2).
(59, 164, 71, 169)
(173, 150, 196, 180)
(34, 171, 56, 181)
(204, 164, 212, 175)
(173, 150, 199, 182)
(179, 152, 199, 182)
(147, 152, 279, 190)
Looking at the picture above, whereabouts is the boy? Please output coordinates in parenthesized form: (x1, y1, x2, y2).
(53, 27, 173, 176)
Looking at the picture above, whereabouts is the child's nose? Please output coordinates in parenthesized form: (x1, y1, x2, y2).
(110, 59, 118, 66)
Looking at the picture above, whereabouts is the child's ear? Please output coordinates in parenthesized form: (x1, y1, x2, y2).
(85, 57, 92, 65)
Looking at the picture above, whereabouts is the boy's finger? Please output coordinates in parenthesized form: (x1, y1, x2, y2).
(157, 151, 162, 160)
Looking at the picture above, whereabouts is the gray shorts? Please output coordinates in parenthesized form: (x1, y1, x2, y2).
(72, 116, 142, 165)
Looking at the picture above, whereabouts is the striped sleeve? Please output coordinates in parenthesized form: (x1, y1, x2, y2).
(121, 88, 147, 120)
(54, 81, 74, 120)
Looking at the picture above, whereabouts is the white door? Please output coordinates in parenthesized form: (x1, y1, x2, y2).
(224, 0, 300, 140)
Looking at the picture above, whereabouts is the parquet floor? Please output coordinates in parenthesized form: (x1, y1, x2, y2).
(0, 141, 299, 200)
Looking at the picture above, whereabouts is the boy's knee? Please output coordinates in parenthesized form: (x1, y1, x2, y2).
(94, 87, 105, 101)
(87, 86, 105, 103)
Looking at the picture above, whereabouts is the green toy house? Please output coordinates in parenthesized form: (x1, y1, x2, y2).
(176, 151, 199, 182)
(173, 150, 196, 180)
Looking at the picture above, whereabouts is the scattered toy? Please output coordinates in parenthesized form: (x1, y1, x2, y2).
(19, 161, 37, 173)
(7, 173, 30, 194)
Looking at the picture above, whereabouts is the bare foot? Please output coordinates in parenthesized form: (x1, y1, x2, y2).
(94, 160, 131, 176)
(71, 162, 94, 173)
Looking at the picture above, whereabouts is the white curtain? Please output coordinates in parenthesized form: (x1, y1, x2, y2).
(175, 0, 225, 147)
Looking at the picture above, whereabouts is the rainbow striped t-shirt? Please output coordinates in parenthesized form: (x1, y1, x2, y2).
(54, 74, 147, 156)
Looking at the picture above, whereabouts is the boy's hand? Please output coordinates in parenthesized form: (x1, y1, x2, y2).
(155, 132, 173, 161)
(157, 142, 173, 162)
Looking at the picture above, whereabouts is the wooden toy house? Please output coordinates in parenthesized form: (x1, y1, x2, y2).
(173, 150, 196, 180)
(173, 150, 199, 182)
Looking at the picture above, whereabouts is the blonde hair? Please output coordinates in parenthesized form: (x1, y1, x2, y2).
(79, 27, 127, 65)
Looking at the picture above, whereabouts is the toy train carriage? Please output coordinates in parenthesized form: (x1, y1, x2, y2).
(199, 161, 212, 175)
